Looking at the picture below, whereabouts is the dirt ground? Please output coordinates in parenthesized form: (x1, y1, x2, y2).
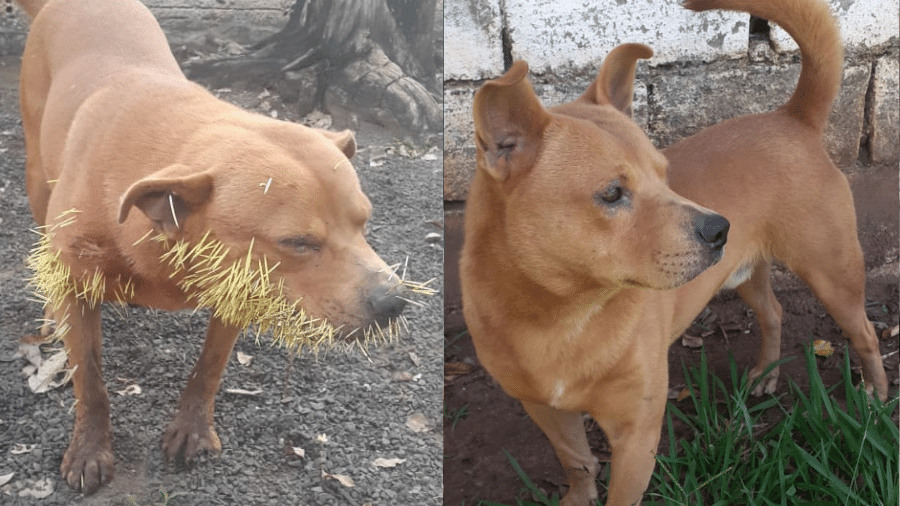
(443, 162, 899, 504)
(0, 52, 444, 505)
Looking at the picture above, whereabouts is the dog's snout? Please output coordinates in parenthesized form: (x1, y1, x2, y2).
(367, 284, 407, 321)
(694, 213, 729, 250)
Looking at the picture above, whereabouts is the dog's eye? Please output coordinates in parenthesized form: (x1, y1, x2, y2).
(279, 235, 321, 254)
(595, 184, 624, 204)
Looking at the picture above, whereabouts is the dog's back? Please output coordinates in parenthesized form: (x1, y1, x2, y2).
(18, 0, 188, 224)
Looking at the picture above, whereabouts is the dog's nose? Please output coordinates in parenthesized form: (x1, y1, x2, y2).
(367, 284, 407, 322)
(694, 212, 729, 250)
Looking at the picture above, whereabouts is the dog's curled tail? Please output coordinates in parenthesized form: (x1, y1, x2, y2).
(684, 0, 842, 133)
(13, 0, 50, 18)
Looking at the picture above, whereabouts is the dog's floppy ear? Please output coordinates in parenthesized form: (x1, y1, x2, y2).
(319, 129, 357, 159)
(118, 164, 214, 238)
(473, 60, 551, 181)
(579, 43, 653, 117)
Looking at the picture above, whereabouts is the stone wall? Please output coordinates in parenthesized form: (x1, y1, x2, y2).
(444, 0, 900, 201)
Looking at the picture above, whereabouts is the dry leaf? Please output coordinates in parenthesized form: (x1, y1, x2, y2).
(681, 335, 703, 349)
(392, 371, 414, 382)
(813, 339, 834, 357)
(316, 433, 328, 444)
(236, 351, 253, 366)
(883, 325, 899, 339)
(322, 471, 354, 487)
(291, 447, 305, 458)
(17, 477, 54, 499)
(17, 338, 44, 368)
(405, 412, 429, 433)
(408, 351, 421, 366)
(676, 388, 692, 402)
(27, 350, 73, 394)
(114, 384, 142, 396)
(0, 472, 13, 487)
(444, 362, 474, 377)
(11, 443, 35, 455)
(372, 457, 406, 468)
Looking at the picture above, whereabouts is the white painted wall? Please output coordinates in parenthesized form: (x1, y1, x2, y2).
(771, 0, 898, 50)
(446, 0, 898, 80)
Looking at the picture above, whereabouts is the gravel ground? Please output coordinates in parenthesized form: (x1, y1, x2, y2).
(0, 55, 444, 506)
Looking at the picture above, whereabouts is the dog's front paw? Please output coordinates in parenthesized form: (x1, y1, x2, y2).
(162, 411, 221, 464)
(560, 487, 599, 506)
(60, 430, 115, 495)
(560, 469, 599, 506)
(749, 365, 779, 397)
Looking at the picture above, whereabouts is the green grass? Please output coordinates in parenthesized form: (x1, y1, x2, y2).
(445, 403, 470, 429)
(446, 329, 469, 352)
(481, 345, 898, 506)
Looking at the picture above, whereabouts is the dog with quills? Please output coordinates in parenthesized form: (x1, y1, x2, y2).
(460, 0, 889, 504)
(15, 0, 417, 495)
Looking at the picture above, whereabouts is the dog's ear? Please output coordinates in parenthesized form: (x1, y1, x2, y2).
(117, 164, 214, 238)
(319, 129, 357, 159)
(473, 60, 551, 181)
(579, 43, 653, 117)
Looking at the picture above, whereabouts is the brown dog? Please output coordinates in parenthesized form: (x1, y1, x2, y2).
(16, 0, 407, 495)
(460, 0, 889, 504)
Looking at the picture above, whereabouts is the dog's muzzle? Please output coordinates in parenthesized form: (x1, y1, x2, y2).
(366, 282, 408, 326)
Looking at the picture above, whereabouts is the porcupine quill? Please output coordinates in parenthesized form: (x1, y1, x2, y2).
(26, 210, 435, 353)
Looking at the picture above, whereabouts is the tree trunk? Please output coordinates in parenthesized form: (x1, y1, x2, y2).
(184, 0, 440, 139)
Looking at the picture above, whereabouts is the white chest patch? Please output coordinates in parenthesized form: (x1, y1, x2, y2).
(549, 379, 566, 408)
(721, 262, 754, 291)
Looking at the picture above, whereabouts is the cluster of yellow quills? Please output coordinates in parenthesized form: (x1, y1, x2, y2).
(26, 209, 434, 354)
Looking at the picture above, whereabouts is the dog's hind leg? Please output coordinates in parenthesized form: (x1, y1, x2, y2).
(520, 401, 599, 506)
(771, 185, 889, 402)
(791, 245, 889, 402)
(735, 260, 784, 396)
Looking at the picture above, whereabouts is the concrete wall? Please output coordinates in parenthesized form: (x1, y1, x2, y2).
(0, 0, 291, 55)
(445, 0, 900, 201)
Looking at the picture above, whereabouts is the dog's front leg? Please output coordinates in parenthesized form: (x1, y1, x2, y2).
(163, 315, 241, 463)
(57, 292, 114, 495)
(520, 401, 600, 506)
(597, 398, 667, 506)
